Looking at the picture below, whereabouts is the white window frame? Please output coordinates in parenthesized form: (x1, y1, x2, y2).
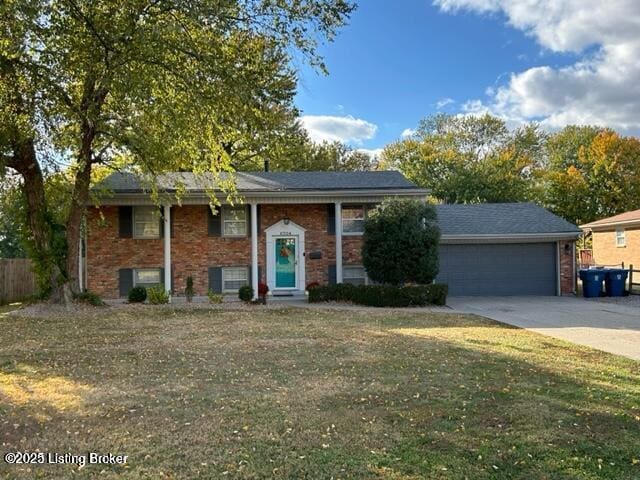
(134, 268, 162, 287)
(223, 206, 248, 237)
(616, 227, 626, 247)
(343, 265, 370, 285)
(222, 266, 249, 292)
(133, 206, 161, 239)
(341, 205, 366, 236)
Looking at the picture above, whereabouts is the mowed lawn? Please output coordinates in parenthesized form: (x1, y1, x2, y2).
(1, 306, 639, 479)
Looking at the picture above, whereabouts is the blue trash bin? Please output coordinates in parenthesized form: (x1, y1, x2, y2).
(605, 269, 628, 297)
(579, 269, 604, 298)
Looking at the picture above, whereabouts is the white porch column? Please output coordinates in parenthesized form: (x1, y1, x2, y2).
(250, 203, 259, 299)
(335, 201, 343, 283)
(78, 231, 83, 291)
(163, 204, 171, 301)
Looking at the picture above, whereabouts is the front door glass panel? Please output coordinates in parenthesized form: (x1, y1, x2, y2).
(275, 237, 296, 288)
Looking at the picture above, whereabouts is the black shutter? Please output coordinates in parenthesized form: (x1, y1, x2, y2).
(119, 207, 133, 238)
(247, 265, 252, 287)
(246, 205, 252, 237)
(256, 205, 261, 234)
(328, 264, 337, 285)
(208, 207, 221, 236)
(208, 267, 222, 293)
(160, 268, 165, 288)
(327, 204, 336, 235)
(159, 207, 164, 238)
(119, 268, 133, 297)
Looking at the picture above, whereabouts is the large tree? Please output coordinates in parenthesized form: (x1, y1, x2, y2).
(0, 0, 354, 302)
(540, 128, 640, 225)
(380, 114, 545, 203)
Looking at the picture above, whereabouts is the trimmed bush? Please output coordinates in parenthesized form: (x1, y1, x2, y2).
(238, 285, 253, 302)
(128, 286, 147, 303)
(74, 290, 105, 306)
(207, 289, 224, 304)
(147, 285, 170, 304)
(363, 198, 440, 285)
(185, 276, 195, 302)
(308, 283, 448, 307)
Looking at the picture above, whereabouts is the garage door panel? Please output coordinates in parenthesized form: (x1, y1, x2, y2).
(437, 243, 557, 296)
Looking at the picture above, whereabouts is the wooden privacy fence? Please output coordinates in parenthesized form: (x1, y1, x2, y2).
(0, 258, 38, 304)
(628, 265, 640, 295)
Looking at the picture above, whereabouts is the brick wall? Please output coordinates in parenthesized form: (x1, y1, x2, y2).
(558, 240, 576, 295)
(87, 203, 358, 298)
(592, 228, 640, 268)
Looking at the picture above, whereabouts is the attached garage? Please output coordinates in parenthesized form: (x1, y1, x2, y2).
(435, 203, 581, 296)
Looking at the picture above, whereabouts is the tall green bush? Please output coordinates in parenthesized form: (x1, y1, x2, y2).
(362, 198, 440, 285)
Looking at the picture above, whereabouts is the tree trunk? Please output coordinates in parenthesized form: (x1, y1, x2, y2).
(9, 139, 68, 303)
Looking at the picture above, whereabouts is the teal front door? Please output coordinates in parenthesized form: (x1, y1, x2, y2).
(275, 237, 296, 288)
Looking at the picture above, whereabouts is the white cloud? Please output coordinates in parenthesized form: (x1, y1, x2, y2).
(433, 0, 640, 133)
(299, 115, 378, 143)
(356, 148, 384, 158)
(435, 97, 455, 109)
(400, 128, 416, 138)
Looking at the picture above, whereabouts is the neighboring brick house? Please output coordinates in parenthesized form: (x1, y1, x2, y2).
(580, 209, 640, 268)
(83, 171, 580, 299)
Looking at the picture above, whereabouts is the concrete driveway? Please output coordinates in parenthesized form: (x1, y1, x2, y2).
(447, 296, 640, 361)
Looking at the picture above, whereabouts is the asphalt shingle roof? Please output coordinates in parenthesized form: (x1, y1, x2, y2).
(96, 171, 421, 193)
(581, 208, 640, 228)
(435, 203, 581, 236)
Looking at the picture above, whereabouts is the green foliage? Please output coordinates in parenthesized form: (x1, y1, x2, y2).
(268, 140, 376, 172)
(74, 290, 105, 306)
(381, 114, 544, 203)
(147, 285, 169, 305)
(540, 128, 640, 224)
(238, 285, 254, 302)
(362, 198, 440, 286)
(185, 276, 194, 302)
(207, 290, 224, 304)
(128, 286, 147, 303)
(308, 283, 448, 307)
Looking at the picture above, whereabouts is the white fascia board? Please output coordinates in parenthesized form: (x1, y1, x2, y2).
(580, 219, 640, 231)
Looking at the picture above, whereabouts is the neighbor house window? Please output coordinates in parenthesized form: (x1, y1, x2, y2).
(342, 205, 365, 234)
(223, 206, 247, 236)
(134, 268, 161, 287)
(616, 228, 626, 247)
(133, 206, 160, 238)
(222, 267, 248, 292)
(343, 265, 368, 285)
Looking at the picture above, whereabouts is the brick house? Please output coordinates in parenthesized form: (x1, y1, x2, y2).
(580, 209, 640, 268)
(83, 171, 580, 299)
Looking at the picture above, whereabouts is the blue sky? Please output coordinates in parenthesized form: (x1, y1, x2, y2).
(295, 0, 640, 154)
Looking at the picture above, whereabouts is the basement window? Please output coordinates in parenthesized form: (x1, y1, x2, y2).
(343, 265, 369, 285)
(134, 268, 162, 288)
(222, 267, 249, 292)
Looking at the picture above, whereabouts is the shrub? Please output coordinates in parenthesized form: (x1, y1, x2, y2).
(238, 285, 253, 302)
(128, 286, 147, 303)
(74, 290, 105, 306)
(185, 276, 194, 302)
(308, 283, 448, 307)
(207, 289, 224, 304)
(363, 198, 440, 285)
(306, 281, 320, 291)
(147, 285, 170, 304)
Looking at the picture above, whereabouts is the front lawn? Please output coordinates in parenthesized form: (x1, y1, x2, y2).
(1, 306, 638, 479)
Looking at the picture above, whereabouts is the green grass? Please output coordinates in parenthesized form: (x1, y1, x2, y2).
(0, 306, 638, 479)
